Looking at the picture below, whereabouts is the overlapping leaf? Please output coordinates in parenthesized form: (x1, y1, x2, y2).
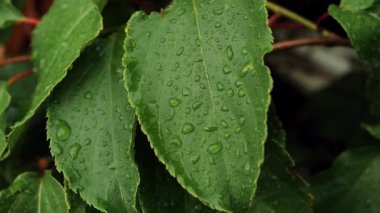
(329, 0, 380, 130)
(47, 32, 139, 213)
(2, 0, 103, 159)
(0, 171, 68, 212)
(124, 0, 273, 211)
(0, 0, 22, 29)
(311, 146, 380, 212)
(0, 82, 11, 157)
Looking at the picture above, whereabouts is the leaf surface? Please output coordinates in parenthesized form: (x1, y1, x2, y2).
(311, 146, 380, 212)
(0, 171, 68, 213)
(124, 0, 273, 211)
(0, 0, 22, 29)
(0, 82, 11, 156)
(329, 0, 380, 124)
(3, 0, 103, 159)
(47, 33, 139, 213)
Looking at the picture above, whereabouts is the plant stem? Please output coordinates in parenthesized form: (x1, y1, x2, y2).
(273, 37, 351, 51)
(8, 69, 34, 86)
(0, 55, 32, 67)
(18, 17, 40, 26)
(266, 1, 333, 36)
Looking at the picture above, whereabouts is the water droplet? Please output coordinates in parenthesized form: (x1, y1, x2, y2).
(241, 63, 253, 77)
(224, 133, 231, 139)
(221, 105, 229, 112)
(239, 117, 246, 124)
(182, 123, 195, 134)
(52, 144, 63, 155)
(56, 119, 71, 141)
(226, 89, 234, 97)
(191, 155, 200, 164)
(177, 8, 185, 16)
(223, 64, 232, 74)
(226, 46, 234, 60)
(214, 22, 222, 28)
(169, 98, 181, 107)
(220, 120, 228, 128)
(199, 83, 206, 89)
(84, 138, 92, 145)
(217, 82, 225, 91)
(84, 91, 93, 99)
(238, 89, 246, 97)
(195, 75, 201, 82)
(244, 162, 251, 174)
(69, 143, 81, 160)
(235, 80, 243, 87)
(235, 127, 241, 134)
(203, 126, 218, 132)
(176, 47, 185, 56)
(192, 101, 204, 110)
(171, 137, 182, 148)
(207, 143, 222, 154)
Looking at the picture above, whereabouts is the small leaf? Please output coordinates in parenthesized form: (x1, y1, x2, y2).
(250, 109, 313, 213)
(311, 146, 380, 212)
(0, 0, 22, 29)
(3, 0, 103, 159)
(0, 82, 11, 156)
(329, 1, 380, 120)
(0, 171, 68, 212)
(47, 32, 139, 213)
(363, 123, 380, 140)
(124, 0, 273, 211)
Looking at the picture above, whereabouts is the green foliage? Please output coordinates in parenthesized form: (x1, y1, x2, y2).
(0, 0, 379, 212)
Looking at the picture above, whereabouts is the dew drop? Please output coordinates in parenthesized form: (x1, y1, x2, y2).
(217, 82, 225, 91)
(192, 101, 204, 110)
(84, 138, 92, 145)
(203, 126, 218, 132)
(84, 91, 93, 99)
(191, 155, 200, 164)
(176, 47, 185, 56)
(69, 143, 81, 160)
(177, 8, 185, 16)
(207, 143, 222, 154)
(169, 98, 181, 107)
(226, 46, 234, 60)
(223, 64, 232, 74)
(56, 119, 71, 141)
(238, 89, 246, 97)
(182, 123, 195, 134)
(226, 89, 234, 97)
(244, 162, 251, 174)
(220, 120, 228, 128)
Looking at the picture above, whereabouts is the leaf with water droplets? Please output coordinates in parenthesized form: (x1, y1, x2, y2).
(0, 171, 68, 212)
(311, 146, 380, 212)
(124, 1, 272, 211)
(0, 0, 22, 29)
(330, 0, 380, 133)
(47, 32, 139, 212)
(3, 0, 103, 159)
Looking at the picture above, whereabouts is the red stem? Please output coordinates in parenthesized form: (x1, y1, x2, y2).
(269, 13, 282, 27)
(316, 12, 330, 30)
(0, 55, 31, 67)
(18, 17, 40, 26)
(8, 69, 34, 86)
(273, 37, 351, 51)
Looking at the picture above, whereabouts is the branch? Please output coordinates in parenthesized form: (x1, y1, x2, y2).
(0, 55, 31, 67)
(8, 69, 34, 86)
(266, 1, 334, 36)
(18, 17, 40, 26)
(273, 37, 351, 51)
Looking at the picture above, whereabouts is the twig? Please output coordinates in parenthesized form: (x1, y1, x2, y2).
(266, 1, 333, 36)
(8, 69, 34, 86)
(273, 37, 351, 51)
(316, 12, 330, 30)
(269, 13, 282, 26)
(18, 17, 40, 26)
(0, 55, 31, 67)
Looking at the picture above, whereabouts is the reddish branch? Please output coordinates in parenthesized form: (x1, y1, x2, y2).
(273, 37, 351, 51)
(18, 17, 40, 26)
(316, 12, 331, 30)
(7, 69, 34, 86)
(269, 13, 282, 26)
(0, 55, 31, 66)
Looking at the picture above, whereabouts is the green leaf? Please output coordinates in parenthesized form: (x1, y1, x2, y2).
(65, 183, 100, 213)
(0, 171, 68, 212)
(311, 146, 380, 212)
(47, 32, 139, 213)
(123, 0, 273, 211)
(250, 110, 313, 213)
(329, 1, 380, 120)
(0, 0, 23, 29)
(0, 82, 11, 156)
(3, 0, 103, 160)
(136, 133, 215, 213)
(363, 123, 380, 140)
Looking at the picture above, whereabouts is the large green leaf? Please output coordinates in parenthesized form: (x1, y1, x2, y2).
(2, 0, 103, 159)
(123, 0, 272, 211)
(0, 171, 68, 212)
(249, 110, 313, 213)
(0, 82, 11, 156)
(0, 0, 22, 29)
(329, 0, 380, 126)
(311, 146, 380, 212)
(47, 32, 139, 213)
